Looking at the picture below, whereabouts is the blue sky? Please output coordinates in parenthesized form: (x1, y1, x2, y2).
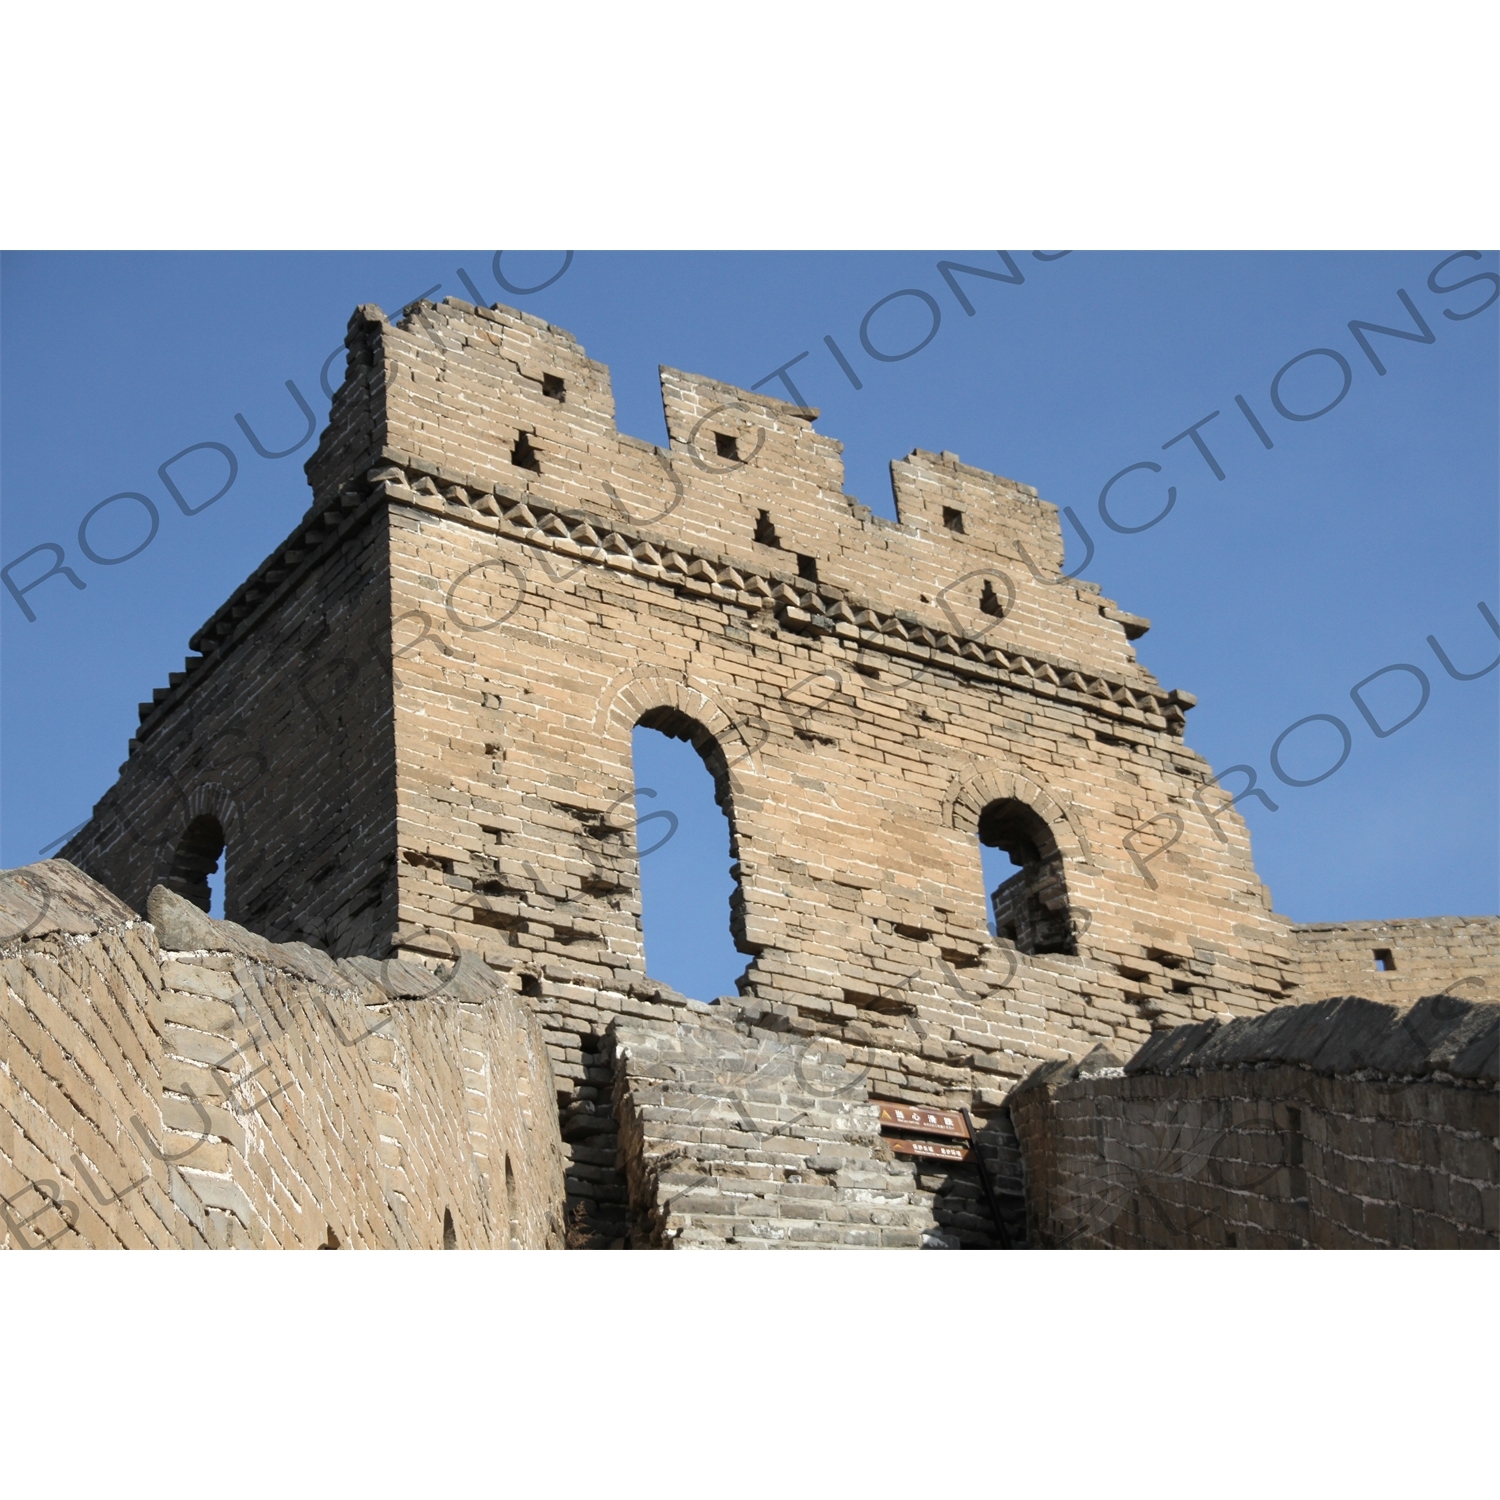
(2, 251, 1495, 1000)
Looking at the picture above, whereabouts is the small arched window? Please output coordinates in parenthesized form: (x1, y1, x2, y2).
(977, 799, 1076, 956)
(165, 814, 225, 915)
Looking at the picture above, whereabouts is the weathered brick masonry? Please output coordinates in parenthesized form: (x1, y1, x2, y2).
(1, 860, 564, 1249)
(610, 1001, 1025, 1248)
(1010, 993, 1498, 1249)
(48, 295, 1495, 1249)
(1287, 918, 1498, 1009)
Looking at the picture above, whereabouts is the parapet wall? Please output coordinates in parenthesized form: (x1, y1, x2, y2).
(0, 861, 564, 1249)
(1009, 994, 1499, 1249)
(304, 299, 1152, 683)
(1289, 917, 1498, 1007)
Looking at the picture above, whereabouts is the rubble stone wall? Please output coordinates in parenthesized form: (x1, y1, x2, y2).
(0, 861, 565, 1249)
(611, 1001, 1023, 1248)
(1009, 994, 1499, 1249)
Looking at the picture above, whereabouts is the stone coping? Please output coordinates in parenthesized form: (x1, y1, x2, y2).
(1013, 992, 1499, 1093)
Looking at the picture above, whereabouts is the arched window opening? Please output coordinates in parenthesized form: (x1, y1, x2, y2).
(631, 710, 748, 1002)
(165, 814, 226, 916)
(980, 840, 1023, 938)
(977, 799, 1076, 956)
(442, 1207, 457, 1249)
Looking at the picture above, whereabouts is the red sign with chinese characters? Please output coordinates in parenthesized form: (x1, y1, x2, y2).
(876, 1103, 970, 1140)
(891, 1138, 972, 1164)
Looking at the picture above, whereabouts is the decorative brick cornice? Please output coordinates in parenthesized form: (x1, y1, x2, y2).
(130, 451, 1195, 751)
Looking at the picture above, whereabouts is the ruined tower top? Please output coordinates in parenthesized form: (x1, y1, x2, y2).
(293, 296, 1163, 701)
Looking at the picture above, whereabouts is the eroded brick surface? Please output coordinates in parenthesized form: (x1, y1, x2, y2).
(1011, 994, 1499, 1249)
(0, 861, 565, 1249)
(1288, 918, 1498, 1009)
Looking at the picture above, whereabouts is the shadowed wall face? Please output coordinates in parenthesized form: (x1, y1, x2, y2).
(61, 502, 399, 957)
(1009, 995, 1500, 1250)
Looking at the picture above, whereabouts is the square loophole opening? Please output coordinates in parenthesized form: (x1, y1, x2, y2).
(942, 507, 965, 533)
(1374, 948, 1396, 972)
(542, 374, 565, 401)
(714, 432, 739, 460)
(511, 432, 541, 473)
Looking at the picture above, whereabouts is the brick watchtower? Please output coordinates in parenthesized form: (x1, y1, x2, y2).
(63, 296, 1391, 1246)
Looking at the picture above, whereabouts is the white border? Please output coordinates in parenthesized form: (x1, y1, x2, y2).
(2, 1251, 1493, 1489)
(1, 2, 1495, 248)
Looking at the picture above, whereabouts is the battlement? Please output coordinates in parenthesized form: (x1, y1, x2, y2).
(303, 297, 1154, 677)
(117, 295, 1184, 768)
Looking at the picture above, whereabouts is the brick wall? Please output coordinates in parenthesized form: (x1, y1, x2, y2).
(0, 860, 564, 1249)
(60, 475, 399, 958)
(1009, 994, 1498, 1249)
(350, 298, 1326, 1240)
(1288, 917, 1498, 1007)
